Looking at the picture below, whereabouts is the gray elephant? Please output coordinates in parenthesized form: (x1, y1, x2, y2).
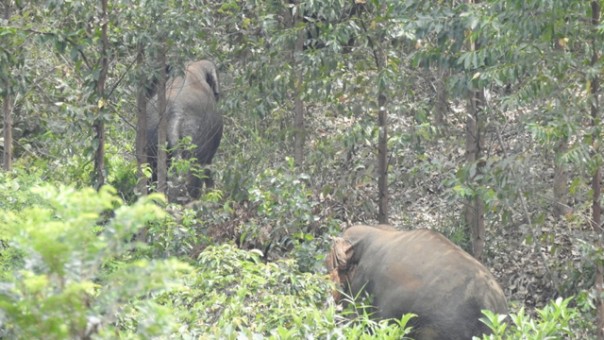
(326, 224, 508, 340)
(146, 60, 222, 202)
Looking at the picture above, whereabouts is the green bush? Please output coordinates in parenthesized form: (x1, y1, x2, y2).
(140, 205, 203, 258)
(165, 243, 333, 337)
(0, 169, 48, 211)
(481, 296, 585, 339)
(106, 144, 140, 204)
(243, 157, 335, 271)
(0, 185, 193, 339)
(0, 170, 59, 280)
(154, 243, 413, 339)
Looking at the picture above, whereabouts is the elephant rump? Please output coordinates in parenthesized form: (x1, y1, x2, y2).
(326, 224, 508, 340)
(145, 59, 223, 203)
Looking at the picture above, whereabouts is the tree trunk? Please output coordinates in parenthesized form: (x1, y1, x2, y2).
(92, 113, 106, 190)
(553, 136, 570, 218)
(551, 16, 571, 220)
(434, 67, 449, 133)
(463, 0, 486, 261)
(92, 0, 109, 189)
(377, 91, 388, 224)
(375, 48, 388, 224)
(285, 1, 306, 167)
(2, 1, 12, 172)
(590, 2, 604, 338)
(361, 4, 389, 224)
(293, 20, 306, 166)
(465, 89, 485, 261)
(2, 95, 12, 171)
(135, 44, 148, 196)
(155, 46, 168, 197)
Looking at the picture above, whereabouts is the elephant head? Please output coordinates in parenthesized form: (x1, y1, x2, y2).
(326, 224, 508, 340)
(145, 59, 223, 202)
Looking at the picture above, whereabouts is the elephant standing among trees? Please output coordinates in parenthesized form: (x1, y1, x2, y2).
(326, 224, 509, 340)
(145, 60, 223, 202)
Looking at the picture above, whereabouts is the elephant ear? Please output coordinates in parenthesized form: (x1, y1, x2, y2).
(327, 237, 354, 302)
(331, 236, 354, 271)
(200, 61, 220, 101)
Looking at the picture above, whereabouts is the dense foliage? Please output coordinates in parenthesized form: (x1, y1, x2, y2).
(1, 0, 603, 338)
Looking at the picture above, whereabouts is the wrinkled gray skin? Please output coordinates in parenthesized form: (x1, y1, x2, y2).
(146, 60, 222, 202)
(326, 225, 509, 340)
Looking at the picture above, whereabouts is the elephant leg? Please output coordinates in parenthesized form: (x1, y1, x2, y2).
(203, 168, 214, 189)
(186, 171, 203, 200)
(413, 327, 441, 340)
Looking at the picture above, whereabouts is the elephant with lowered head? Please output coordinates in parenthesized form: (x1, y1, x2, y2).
(146, 60, 222, 202)
(326, 224, 508, 340)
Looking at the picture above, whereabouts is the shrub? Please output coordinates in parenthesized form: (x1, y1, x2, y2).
(0, 185, 193, 339)
(164, 243, 333, 337)
(480, 296, 585, 339)
(157, 243, 413, 339)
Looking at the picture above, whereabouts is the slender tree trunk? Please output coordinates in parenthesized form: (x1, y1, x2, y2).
(464, 0, 485, 260)
(553, 136, 570, 218)
(135, 45, 150, 241)
(293, 20, 306, 166)
(285, 1, 306, 166)
(591, 4, 602, 233)
(155, 46, 168, 196)
(590, 2, 604, 338)
(135, 44, 148, 196)
(93, 0, 109, 189)
(465, 89, 485, 260)
(2, 0, 13, 171)
(374, 45, 388, 224)
(2, 95, 12, 171)
(434, 67, 449, 133)
(361, 4, 389, 224)
(551, 20, 570, 220)
(377, 89, 388, 224)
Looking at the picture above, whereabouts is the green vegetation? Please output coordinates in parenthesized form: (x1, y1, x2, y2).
(0, 176, 590, 339)
(2, 0, 603, 338)
(0, 182, 412, 338)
